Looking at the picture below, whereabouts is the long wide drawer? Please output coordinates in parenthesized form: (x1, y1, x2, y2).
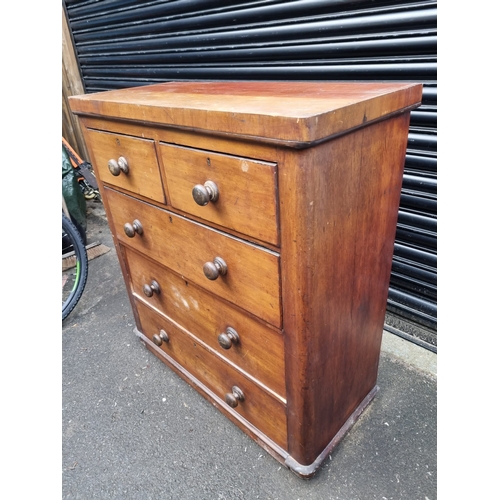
(123, 246, 286, 399)
(159, 143, 279, 245)
(135, 299, 288, 449)
(86, 129, 166, 203)
(105, 187, 281, 328)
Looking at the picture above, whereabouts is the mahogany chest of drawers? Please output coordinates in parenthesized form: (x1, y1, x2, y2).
(69, 81, 422, 477)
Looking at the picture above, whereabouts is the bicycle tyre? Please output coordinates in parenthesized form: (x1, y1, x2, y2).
(62, 212, 88, 320)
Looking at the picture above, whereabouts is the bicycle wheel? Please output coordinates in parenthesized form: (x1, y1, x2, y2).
(62, 212, 88, 320)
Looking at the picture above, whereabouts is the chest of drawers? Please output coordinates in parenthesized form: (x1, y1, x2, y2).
(69, 81, 422, 477)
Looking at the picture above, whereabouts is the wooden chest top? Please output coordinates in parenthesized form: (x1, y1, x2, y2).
(69, 81, 422, 146)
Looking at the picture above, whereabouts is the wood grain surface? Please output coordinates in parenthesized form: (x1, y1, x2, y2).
(159, 142, 279, 245)
(135, 299, 288, 449)
(85, 129, 166, 203)
(104, 187, 281, 328)
(279, 112, 412, 465)
(69, 81, 422, 145)
(123, 246, 286, 399)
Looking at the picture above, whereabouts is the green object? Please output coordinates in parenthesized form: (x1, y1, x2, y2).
(62, 145, 87, 234)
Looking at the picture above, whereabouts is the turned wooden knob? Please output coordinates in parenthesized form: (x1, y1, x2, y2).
(192, 180, 219, 206)
(143, 280, 160, 297)
(152, 329, 169, 346)
(124, 219, 143, 238)
(218, 327, 240, 350)
(225, 386, 245, 408)
(203, 257, 227, 280)
(108, 156, 129, 176)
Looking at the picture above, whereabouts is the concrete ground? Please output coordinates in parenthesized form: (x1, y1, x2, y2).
(62, 200, 437, 500)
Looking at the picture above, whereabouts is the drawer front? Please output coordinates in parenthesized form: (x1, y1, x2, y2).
(86, 129, 165, 203)
(124, 246, 286, 399)
(159, 143, 279, 245)
(106, 188, 281, 328)
(135, 300, 288, 449)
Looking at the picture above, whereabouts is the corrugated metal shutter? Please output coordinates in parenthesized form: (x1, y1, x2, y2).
(64, 0, 437, 351)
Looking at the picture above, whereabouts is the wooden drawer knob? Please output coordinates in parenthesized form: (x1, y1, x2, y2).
(143, 280, 160, 297)
(203, 257, 227, 280)
(108, 156, 129, 176)
(225, 386, 245, 408)
(192, 180, 219, 206)
(152, 329, 169, 346)
(124, 219, 143, 238)
(218, 327, 240, 350)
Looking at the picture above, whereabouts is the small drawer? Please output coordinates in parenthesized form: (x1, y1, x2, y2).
(106, 188, 281, 328)
(86, 129, 165, 203)
(123, 246, 286, 399)
(159, 143, 279, 245)
(135, 299, 288, 449)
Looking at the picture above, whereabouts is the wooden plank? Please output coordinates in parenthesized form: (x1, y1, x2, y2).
(62, 5, 88, 160)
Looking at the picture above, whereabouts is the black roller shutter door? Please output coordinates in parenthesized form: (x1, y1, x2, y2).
(64, 0, 437, 351)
